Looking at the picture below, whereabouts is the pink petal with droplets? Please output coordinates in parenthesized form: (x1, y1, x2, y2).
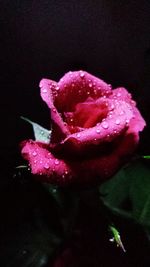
(56, 99, 135, 155)
(55, 70, 111, 112)
(21, 140, 73, 185)
(40, 78, 70, 143)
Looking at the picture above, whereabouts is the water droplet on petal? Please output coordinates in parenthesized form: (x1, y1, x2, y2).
(42, 88, 47, 93)
(120, 110, 124, 115)
(101, 121, 109, 129)
(126, 119, 130, 125)
(56, 86, 60, 91)
(44, 163, 49, 169)
(77, 133, 81, 138)
(40, 130, 44, 135)
(110, 104, 115, 111)
(89, 82, 93, 88)
(117, 92, 121, 97)
(80, 71, 85, 78)
(52, 108, 56, 113)
(115, 119, 120, 125)
(108, 84, 112, 89)
(96, 128, 101, 134)
(32, 151, 37, 156)
(131, 100, 136, 106)
(62, 174, 65, 179)
(54, 159, 60, 165)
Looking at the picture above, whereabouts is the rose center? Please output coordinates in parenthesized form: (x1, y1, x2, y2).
(64, 98, 109, 131)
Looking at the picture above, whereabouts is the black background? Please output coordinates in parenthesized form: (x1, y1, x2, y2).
(1, 1, 150, 266)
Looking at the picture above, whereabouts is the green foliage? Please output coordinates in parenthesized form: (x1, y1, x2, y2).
(21, 116, 51, 144)
(99, 159, 150, 231)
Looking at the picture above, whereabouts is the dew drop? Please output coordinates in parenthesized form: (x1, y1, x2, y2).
(96, 128, 101, 134)
(77, 133, 81, 138)
(110, 104, 115, 110)
(32, 151, 37, 156)
(126, 119, 130, 124)
(62, 174, 65, 179)
(80, 71, 85, 78)
(117, 92, 121, 97)
(89, 82, 93, 88)
(40, 130, 44, 135)
(131, 100, 136, 106)
(108, 84, 112, 89)
(101, 121, 109, 129)
(44, 163, 49, 169)
(56, 86, 60, 91)
(52, 188, 57, 193)
(72, 83, 75, 87)
(54, 159, 60, 165)
(120, 110, 124, 115)
(115, 119, 120, 125)
(42, 88, 47, 93)
(34, 160, 37, 164)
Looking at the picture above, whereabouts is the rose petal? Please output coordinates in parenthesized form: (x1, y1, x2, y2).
(56, 99, 135, 155)
(128, 106, 146, 134)
(55, 70, 111, 112)
(72, 98, 109, 128)
(21, 139, 119, 185)
(109, 87, 132, 103)
(40, 78, 70, 142)
(21, 140, 74, 185)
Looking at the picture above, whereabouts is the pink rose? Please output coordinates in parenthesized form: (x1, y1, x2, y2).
(21, 71, 146, 185)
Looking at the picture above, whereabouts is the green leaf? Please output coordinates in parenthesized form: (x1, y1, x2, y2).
(21, 116, 51, 144)
(100, 167, 132, 220)
(129, 162, 150, 226)
(143, 155, 150, 159)
(99, 160, 150, 229)
(109, 225, 126, 252)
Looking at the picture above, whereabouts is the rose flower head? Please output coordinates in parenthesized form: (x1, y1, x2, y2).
(21, 71, 146, 186)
